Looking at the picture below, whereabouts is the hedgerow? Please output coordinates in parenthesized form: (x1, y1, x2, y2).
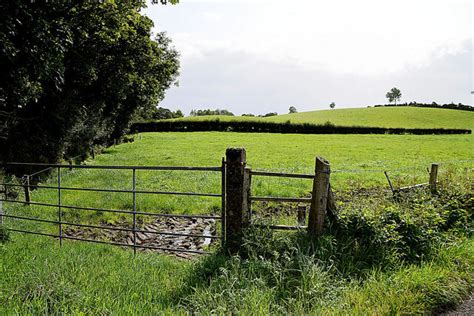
(131, 119, 471, 135)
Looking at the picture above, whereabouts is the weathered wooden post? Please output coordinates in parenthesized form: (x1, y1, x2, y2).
(225, 148, 251, 253)
(308, 157, 331, 236)
(23, 175, 30, 205)
(68, 159, 73, 171)
(91, 147, 95, 159)
(429, 163, 439, 193)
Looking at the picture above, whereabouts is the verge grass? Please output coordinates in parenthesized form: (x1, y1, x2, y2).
(0, 225, 472, 314)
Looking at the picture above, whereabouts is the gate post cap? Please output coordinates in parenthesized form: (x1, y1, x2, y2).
(225, 148, 246, 164)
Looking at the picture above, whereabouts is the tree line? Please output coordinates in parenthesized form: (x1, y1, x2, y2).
(374, 102, 473, 112)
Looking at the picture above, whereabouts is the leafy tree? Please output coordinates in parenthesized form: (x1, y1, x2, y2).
(190, 109, 234, 116)
(135, 107, 183, 120)
(0, 1, 179, 173)
(289, 106, 297, 114)
(386, 87, 402, 105)
(261, 112, 278, 117)
(330, 102, 336, 109)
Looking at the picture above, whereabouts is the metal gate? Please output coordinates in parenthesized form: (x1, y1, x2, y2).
(0, 161, 226, 255)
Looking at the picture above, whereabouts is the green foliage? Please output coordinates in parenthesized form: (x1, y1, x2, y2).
(263, 112, 278, 117)
(330, 102, 336, 109)
(0, 0, 179, 173)
(132, 119, 470, 135)
(374, 101, 473, 111)
(190, 109, 234, 116)
(134, 107, 183, 121)
(289, 106, 297, 114)
(386, 87, 402, 105)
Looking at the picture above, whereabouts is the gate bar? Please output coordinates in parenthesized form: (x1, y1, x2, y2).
(132, 168, 137, 256)
(58, 167, 62, 247)
(2, 162, 222, 171)
(0, 199, 221, 219)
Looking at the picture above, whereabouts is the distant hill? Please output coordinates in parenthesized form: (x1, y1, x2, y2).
(171, 107, 474, 130)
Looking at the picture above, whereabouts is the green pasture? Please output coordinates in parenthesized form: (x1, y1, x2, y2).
(1, 130, 473, 314)
(3, 132, 472, 226)
(171, 106, 474, 130)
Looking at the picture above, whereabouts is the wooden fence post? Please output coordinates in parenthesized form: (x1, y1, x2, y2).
(23, 175, 30, 205)
(68, 159, 73, 171)
(308, 157, 331, 236)
(91, 147, 95, 159)
(225, 148, 250, 254)
(429, 163, 439, 193)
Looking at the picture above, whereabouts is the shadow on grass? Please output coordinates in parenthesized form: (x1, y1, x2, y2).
(171, 223, 401, 312)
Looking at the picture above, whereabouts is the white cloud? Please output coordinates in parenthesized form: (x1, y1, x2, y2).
(145, 0, 472, 75)
(143, 0, 472, 111)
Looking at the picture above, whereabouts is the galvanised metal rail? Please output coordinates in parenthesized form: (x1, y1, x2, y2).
(1, 162, 225, 255)
(0, 160, 325, 253)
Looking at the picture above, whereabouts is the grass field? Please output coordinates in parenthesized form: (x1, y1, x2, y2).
(170, 106, 474, 130)
(1, 129, 473, 314)
(3, 132, 472, 224)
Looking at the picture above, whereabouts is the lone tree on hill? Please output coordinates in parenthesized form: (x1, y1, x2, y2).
(289, 106, 297, 114)
(386, 87, 402, 105)
(329, 102, 336, 109)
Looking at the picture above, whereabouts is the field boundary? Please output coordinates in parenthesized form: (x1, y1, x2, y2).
(131, 120, 471, 135)
(0, 147, 448, 256)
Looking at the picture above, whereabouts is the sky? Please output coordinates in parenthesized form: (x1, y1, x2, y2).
(143, 0, 473, 115)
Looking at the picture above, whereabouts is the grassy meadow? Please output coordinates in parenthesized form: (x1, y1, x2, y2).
(2, 132, 472, 226)
(170, 106, 474, 130)
(1, 108, 473, 314)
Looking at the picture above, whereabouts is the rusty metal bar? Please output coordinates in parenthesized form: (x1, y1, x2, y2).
(249, 196, 312, 203)
(250, 170, 314, 179)
(0, 199, 221, 220)
(2, 162, 222, 172)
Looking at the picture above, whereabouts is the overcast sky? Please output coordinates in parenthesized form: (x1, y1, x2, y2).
(143, 0, 473, 115)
